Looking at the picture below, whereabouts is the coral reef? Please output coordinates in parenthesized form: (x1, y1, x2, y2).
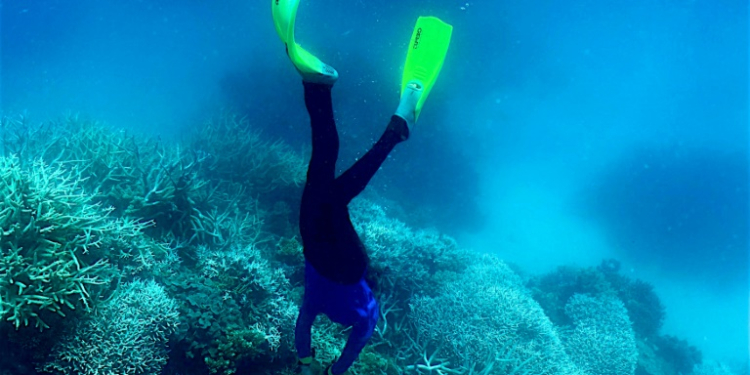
(562, 293, 638, 375)
(0, 113, 722, 375)
(0, 155, 164, 331)
(598, 260, 665, 339)
(528, 261, 700, 375)
(42, 279, 179, 375)
(527, 260, 666, 342)
(408, 254, 580, 375)
(350, 199, 471, 300)
(187, 114, 306, 197)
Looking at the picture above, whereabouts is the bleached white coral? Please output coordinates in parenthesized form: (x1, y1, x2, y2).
(562, 293, 638, 375)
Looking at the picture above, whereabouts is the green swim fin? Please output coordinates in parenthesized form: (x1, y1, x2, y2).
(271, 0, 337, 84)
(401, 16, 453, 120)
(271, 0, 297, 44)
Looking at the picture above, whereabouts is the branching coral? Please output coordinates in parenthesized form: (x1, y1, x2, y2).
(0, 156, 115, 330)
(0, 113, 310, 374)
(190, 202, 266, 252)
(189, 114, 307, 195)
(196, 242, 288, 312)
(0, 151, 172, 331)
(42, 279, 179, 375)
(123, 143, 212, 241)
(2, 115, 214, 244)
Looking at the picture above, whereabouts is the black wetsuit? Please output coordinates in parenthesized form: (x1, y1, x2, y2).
(295, 82, 408, 374)
(299, 82, 408, 284)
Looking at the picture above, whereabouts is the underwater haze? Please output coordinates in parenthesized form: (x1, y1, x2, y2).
(2, 0, 748, 373)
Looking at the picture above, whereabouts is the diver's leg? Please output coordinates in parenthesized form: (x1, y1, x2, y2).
(303, 82, 339, 190)
(299, 82, 340, 275)
(333, 115, 409, 205)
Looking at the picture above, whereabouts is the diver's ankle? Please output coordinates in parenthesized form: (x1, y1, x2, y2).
(298, 62, 338, 86)
(389, 115, 410, 141)
(287, 45, 338, 86)
(394, 80, 423, 130)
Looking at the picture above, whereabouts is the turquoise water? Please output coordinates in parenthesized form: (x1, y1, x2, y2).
(1, 1, 747, 374)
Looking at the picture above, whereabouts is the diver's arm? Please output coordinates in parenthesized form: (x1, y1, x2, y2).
(295, 301, 317, 361)
(328, 320, 375, 374)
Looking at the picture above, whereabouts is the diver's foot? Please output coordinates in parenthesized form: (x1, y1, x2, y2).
(288, 44, 338, 86)
(395, 80, 423, 129)
(298, 61, 338, 86)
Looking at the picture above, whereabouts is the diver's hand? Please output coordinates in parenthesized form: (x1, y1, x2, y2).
(324, 364, 352, 375)
(297, 357, 322, 375)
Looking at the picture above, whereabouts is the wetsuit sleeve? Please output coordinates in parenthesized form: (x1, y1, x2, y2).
(295, 300, 317, 359)
(330, 319, 377, 374)
(333, 115, 409, 205)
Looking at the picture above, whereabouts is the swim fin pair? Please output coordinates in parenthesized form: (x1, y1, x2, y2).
(271, 0, 453, 121)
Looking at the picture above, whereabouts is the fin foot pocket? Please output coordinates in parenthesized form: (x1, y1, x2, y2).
(272, 0, 337, 85)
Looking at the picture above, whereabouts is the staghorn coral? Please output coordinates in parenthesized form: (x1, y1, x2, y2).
(562, 293, 638, 375)
(42, 279, 179, 375)
(196, 242, 289, 315)
(121, 143, 212, 242)
(189, 113, 307, 195)
(189, 199, 266, 252)
(2, 115, 214, 244)
(0, 151, 170, 333)
(0, 156, 116, 330)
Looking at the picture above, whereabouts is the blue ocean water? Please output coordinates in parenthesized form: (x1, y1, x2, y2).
(1, 0, 747, 373)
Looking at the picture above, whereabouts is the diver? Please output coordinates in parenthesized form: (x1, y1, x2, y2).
(271, 1, 452, 374)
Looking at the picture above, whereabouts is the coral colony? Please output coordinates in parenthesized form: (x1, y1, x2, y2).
(0, 115, 737, 375)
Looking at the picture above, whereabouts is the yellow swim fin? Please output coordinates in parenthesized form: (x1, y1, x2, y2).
(271, 0, 337, 84)
(401, 16, 453, 120)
